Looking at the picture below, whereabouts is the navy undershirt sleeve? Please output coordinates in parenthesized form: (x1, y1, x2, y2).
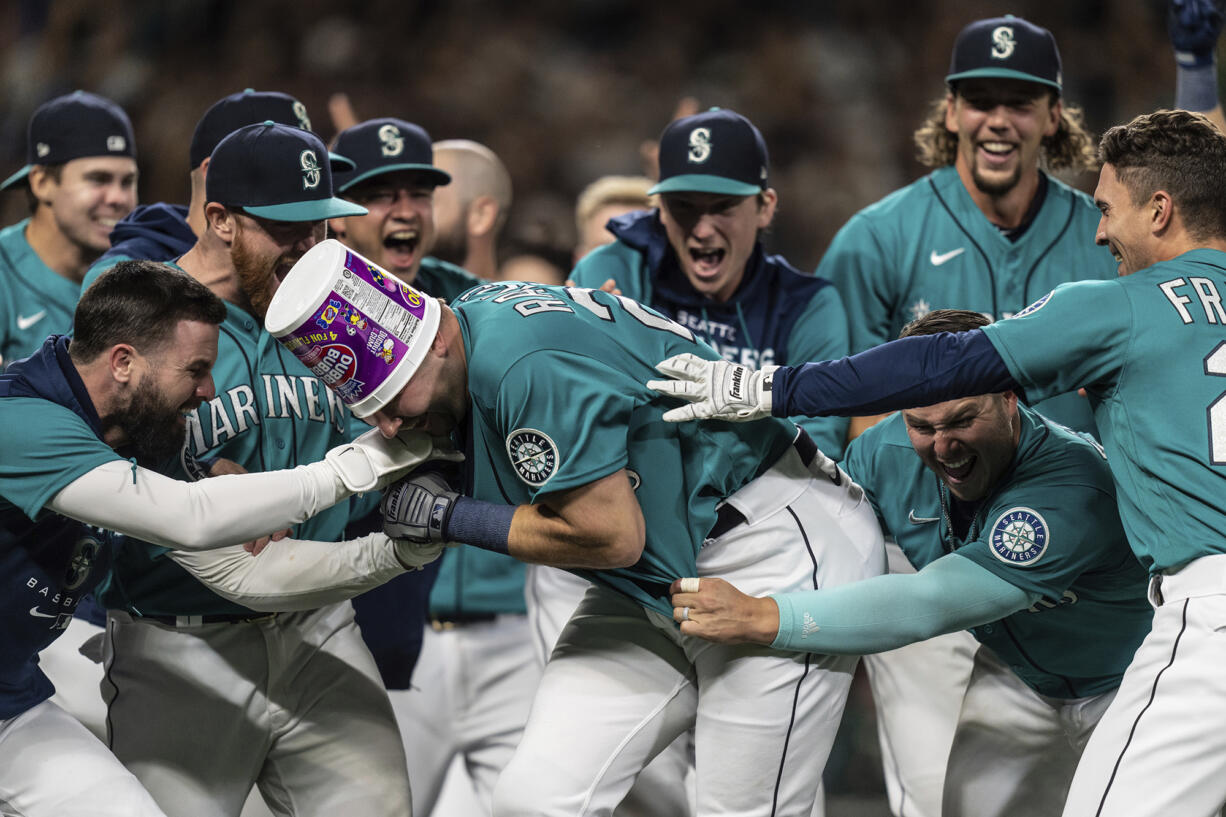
(771, 330, 1021, 417)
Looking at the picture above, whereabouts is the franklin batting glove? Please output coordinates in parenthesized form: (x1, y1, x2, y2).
(647, 353, 776, 423)
(382, 471, 459, 545)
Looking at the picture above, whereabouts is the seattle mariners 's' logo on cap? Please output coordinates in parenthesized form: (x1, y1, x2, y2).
(687, 127, 712, 164)
(300, 149, 321, 189)
(990, 507, 1049, 567)
(292, 100, 311, 131)
(64, 534, 103, 591)
(991, 25, 1016, 60)
(1012, 291, 1052, 319)
(378, 124, 405, 157)
(506, 428, 558, 486)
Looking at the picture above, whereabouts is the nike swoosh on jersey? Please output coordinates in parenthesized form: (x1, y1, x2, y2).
(929, 248, 966, 266)
(29, 607, 57, 618)
(17, 310, 47, 330)
(908, 510, 940, 524)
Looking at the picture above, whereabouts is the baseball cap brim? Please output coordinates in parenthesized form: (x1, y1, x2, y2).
(648, 174, 762, 197)
(0, 166, 31, 190)
(945, 67, 1061, 93)
(337, 163, 452, 192)
(242, 197, 369, 222)
(328, 151, 356, 171)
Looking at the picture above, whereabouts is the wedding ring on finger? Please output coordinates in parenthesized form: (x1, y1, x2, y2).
(681, 607, 690, 621)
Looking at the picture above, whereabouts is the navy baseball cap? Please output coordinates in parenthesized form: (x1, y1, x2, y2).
(649, 108, 768, 197)
(945, 15, 1063, 94)
(332, 118, 452, 193)
(1, 90, 135, 190)
(191, 89, 354, 172)
(206, 122, 367, 222)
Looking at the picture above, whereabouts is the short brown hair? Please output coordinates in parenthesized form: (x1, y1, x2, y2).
(72, 260, 226, 362)
(900, 308, 990, 339)
(914, 90, 1098, 173)
(1098, 109, 1226, 242)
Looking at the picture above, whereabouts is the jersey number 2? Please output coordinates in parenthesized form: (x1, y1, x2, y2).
(1206, 341, 1226, 464)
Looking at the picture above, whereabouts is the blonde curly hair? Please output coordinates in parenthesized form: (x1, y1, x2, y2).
(914, 90, 1098, 173)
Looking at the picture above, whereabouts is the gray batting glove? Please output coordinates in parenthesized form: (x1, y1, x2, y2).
(647, 353, 777, 423)
(325, 429, 463, 494)
(390, 538, 446, 570)
(382, 472, 459, 545)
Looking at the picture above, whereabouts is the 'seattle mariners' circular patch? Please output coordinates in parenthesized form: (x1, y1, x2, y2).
(506, 428, 558, 486)
(989, 507, 1049, 567)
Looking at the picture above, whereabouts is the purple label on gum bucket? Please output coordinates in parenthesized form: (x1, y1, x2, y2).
(279, 250, 430, 406)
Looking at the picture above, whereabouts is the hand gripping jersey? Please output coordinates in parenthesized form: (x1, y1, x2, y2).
(821, 167, 1117, 434)
(0, 220, 82, 367)
(572, 209, 850, 456)
(452, 281, 796, 617)
(0, 337, 123, 718)
(982, 249, 1226, 574)
(842, 407, 1151, 698)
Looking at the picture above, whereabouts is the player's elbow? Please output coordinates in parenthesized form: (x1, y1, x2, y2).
(584, 521, 646, 569)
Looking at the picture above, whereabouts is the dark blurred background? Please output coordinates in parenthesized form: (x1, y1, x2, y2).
(0, 0, 1180, 273)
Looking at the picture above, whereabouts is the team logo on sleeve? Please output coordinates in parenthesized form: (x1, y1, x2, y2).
(1012, 291, 1052, 319)
(990, 507, 1049, 566)
(506, 428, 558, 486)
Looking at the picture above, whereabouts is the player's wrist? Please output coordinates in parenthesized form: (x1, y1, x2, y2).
(757, 365, 779, 416)
(445, 496, 515, 555)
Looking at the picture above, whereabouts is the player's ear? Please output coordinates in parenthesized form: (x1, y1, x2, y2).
(206, 203, 237, 245)
(944, 92, 958, 134)
(1043, 95, 1062, 138)
(108, 343, 139, 384)
(27, 166, 57, 205)
(1150, 190, 1174, 233)
(467, 195, 500, 238)
(756, 189, 778, 228)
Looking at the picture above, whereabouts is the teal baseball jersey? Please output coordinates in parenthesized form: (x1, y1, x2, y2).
(842, 406, 1151, 697)
(96, 298, 368, 617)
(0, 220, 81, 368)
(983, 249, 1226, 574)
(452, 281, 796, 618)
(820, 167, 1117, 433)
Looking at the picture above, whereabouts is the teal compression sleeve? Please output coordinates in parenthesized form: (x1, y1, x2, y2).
(770, 553, 1037, 655)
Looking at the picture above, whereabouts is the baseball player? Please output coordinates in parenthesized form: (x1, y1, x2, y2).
(665, 308, 1152, 817)
(330, 119, 533, 816)
(299, 273, 885, 815)
(571, 108, 849, 460)
(87, 88, 321, 279)
(93, 123, 417, 817)
(0, 259, 445, 817)
(811, 17, 1114, 814)
(0, 91, 137, 368)
(429, 139, 512, 281)
(648, 109, 1226, 817)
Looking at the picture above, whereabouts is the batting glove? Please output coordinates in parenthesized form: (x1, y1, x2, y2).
(1171, 0, 1225, 66)
(382, 471, 459, 545)
(647, 353, 777, 423)
(390, 539, 446, 570)
(324, 429, 463, 494)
